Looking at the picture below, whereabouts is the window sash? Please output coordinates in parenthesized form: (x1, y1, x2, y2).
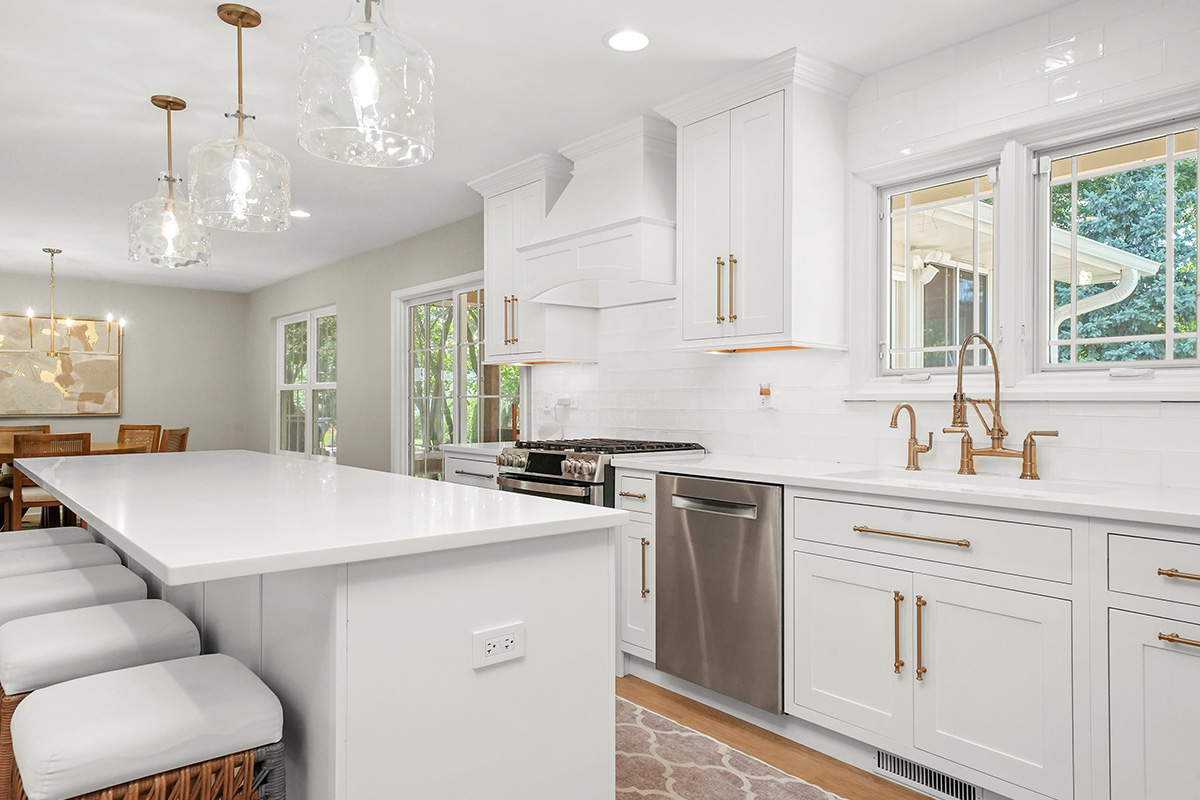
(276, 306, 337, 462)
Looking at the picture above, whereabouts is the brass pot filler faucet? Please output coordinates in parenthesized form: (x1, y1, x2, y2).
(890, 333, 1058, 480)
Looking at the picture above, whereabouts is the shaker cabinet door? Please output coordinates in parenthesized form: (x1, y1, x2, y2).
(484, 189, 517, 359)
(509, 179, 546, 356)
(680, 111, 732, 342)
(912, 575, 1074, 800)
(621, 518, 655, 655)
(728, 90, 786, 338)
(792, 553, 914, 743)
(1110, 609, 1200, 800)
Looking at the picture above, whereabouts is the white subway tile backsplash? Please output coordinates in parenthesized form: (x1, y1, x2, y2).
(955, 14, 1051, 71)
(956, 77, 1049, 128)
(997, 28, 1105, 87)
(1049, 0, 1165, 41)
(877, 53, 953, 98)
(1048, 41, 1164, 103)
(1104, 0, 1200, 55)
(1163, 28, 1200, 71)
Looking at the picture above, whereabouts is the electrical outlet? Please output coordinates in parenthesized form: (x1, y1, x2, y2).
(472, 622, 525, 669)
(555, 397, 577, 407)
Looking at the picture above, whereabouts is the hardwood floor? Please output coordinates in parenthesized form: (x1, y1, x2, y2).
(616, 675, 930, 800)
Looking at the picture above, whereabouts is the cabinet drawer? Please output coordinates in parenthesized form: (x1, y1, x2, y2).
(617, 474, 654, 514)
(794, 497, 1072, 583)
(445, 455, 498, 489)
(1110, 534, 1200, 607)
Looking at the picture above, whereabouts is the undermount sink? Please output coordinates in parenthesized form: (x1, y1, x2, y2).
(826, 468, 1110, 497)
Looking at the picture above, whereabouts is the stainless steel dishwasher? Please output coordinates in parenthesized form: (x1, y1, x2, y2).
(655, 473, 784, 714)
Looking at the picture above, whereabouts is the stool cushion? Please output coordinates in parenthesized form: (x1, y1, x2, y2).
(0, 600, 201, 695)
(0, 544, 118, 581)
(12, 654, 283, 800)
(3, 487, 54, 504)
(0, 528, 94, 553)
(0, 566, 146, 629)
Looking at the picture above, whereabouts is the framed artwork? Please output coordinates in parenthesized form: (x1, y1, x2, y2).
(0, 314, 123, 416)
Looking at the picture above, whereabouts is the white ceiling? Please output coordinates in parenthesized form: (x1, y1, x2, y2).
(0, 0, 1076, 294)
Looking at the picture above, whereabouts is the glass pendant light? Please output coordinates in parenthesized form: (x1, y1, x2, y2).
(189, 4, 291, 232)
(128, 96, 211, 269)
(297, 0, 435, 168)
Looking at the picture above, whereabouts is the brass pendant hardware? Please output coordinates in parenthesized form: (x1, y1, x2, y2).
(728, 254, 737, 321)
(716, 256, 725, 323)
(854, 525, 970, 549)
(511, 296, 518, 344)
(503, 296, 511, 344)
(216, 4, 262, 139)
(893, 591, 905, 675)
(619, 491, 648, 500)
(1159, 632, 1200, 649)
(640, 538, 651, 598)
(915, 596, 927, 681)
(1159, 568, 1200, 582)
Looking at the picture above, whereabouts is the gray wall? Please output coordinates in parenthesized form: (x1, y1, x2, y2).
(0, 273, 250, 450)
(245, 214, 484, 472)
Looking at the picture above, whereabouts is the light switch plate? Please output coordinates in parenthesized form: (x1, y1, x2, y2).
(471, 622, 526, 669)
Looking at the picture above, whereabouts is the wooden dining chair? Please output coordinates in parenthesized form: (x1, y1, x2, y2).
(117, 424, 162, 454)
(159, 427, 190, 453)
(0, 427, 51, 532)
(5, 433, 90, 532)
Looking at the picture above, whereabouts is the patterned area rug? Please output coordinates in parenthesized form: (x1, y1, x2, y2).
(616, 697, 846, 799)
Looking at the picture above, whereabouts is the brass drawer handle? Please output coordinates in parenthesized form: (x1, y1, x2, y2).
(893, 591, 905, 675)
(915, 595, 927, 681)
(640, 537, 651, 598)
(1159, 632, 1200, 649)
(1158, 568, 1200, 582)
(620, 491, 648, 500)
(854, 525, 970, 549)
(716, 257, 725, 323)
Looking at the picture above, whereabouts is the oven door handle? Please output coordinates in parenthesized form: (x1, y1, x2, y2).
(497, 476, 594, 498)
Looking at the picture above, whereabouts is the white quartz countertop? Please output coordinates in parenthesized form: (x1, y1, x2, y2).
(439, 442, 507, 456)
(17, 450, 627, 585)
(612, 452, 1200, 529)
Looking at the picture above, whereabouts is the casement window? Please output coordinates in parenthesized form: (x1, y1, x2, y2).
(401, 281, 523, 480)
(885, 171, 996, 372)
(277, 306, 337, 461)
(1042, 126, 1198, 368)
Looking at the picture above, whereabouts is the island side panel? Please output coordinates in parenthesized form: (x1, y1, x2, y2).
(345, 528, 616, 800)
(261, 566, 348, 800)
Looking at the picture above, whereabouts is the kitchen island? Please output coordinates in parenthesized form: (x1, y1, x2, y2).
(15, 449, 628, 800)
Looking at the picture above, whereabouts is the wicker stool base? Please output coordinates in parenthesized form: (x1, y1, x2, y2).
(12, 741, 285, 800)
(0, 686, 30, 800)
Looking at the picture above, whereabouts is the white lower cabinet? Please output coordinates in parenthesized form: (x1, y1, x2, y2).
(792, 550, 1074, 800)
(1109, 609, 1200, 800)
(620, 517, 655, 654)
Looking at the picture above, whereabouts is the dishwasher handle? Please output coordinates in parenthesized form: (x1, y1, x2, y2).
(670, 494, 759, 520)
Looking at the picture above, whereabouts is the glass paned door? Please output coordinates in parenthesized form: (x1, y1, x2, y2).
(277, 306, 337, 461)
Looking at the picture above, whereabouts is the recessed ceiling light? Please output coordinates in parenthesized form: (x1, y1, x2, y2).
(290, 209, 311, 218)
(604, 30, 650, 52)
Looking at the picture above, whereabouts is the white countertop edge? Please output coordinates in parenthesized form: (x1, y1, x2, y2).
(440, 442, 508, 456)
(612, 454, 1200, 530)
(18, 453, 628, 586)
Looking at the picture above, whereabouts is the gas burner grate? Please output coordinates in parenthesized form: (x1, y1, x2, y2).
(514, 438, 705, 455)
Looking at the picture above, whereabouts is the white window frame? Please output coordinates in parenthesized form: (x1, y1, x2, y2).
(389, 272, 531, 475)
(275, 304, 337, 462)
(849, 87, 1200, 402)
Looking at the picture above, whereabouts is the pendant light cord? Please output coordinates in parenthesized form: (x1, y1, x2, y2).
(166, 107, 173, 175)
(236, 19, 245, 138)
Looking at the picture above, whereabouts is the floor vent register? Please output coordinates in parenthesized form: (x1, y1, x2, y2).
(875, 750, 984, 800)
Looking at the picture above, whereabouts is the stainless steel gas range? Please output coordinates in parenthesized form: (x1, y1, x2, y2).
(496, 438, 705, 506)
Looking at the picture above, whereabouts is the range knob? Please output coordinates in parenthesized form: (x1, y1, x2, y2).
(581, 460, 597, 477)
(515, 454, 527, 468)
(563, 459, 578, 476)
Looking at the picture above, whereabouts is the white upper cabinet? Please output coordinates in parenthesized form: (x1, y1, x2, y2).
(470, 156, 597, 365)
(659, 49, 858, 352)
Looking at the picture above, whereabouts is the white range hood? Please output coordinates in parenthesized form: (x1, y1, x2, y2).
(517, 116, 677, 308)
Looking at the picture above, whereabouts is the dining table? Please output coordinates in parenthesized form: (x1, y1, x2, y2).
(0, 442, 150, 465)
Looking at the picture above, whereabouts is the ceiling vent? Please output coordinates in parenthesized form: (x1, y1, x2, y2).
(517, 115, 677, 309)
(874, 750, 984, 800)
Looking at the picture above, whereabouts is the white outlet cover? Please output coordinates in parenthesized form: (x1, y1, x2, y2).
(472, 622, 526, 669)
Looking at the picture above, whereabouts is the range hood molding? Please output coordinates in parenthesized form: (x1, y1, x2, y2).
(518, 115, 679, 309)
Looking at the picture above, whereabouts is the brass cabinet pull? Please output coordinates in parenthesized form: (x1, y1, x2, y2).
(1159, 632, 1200, 649)
(1159, 568, 1200, 582)
(619, 491, 648, 500)
(511, 296, 518, 344)
(503, 296, 511, 344)
(915, 596, 927, 681)
(854, 525, 970, 549)
(729, 254, 737, 321)
(716, 257, 726, 323)
(893, 591, 905, 675)
(640, 537, 651, 598)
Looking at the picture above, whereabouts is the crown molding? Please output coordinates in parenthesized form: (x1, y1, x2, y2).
(468, 153, 574, 198)
(656, 48, 861, 128)
(558, 115, 677, 163)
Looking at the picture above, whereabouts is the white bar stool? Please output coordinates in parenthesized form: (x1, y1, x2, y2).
(0, 601, 201, 800)
(11, 654, 285, 800)
(0, 546, 118, 582)
(0, 566, 146, 630)
(0, 530, 93, 553)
